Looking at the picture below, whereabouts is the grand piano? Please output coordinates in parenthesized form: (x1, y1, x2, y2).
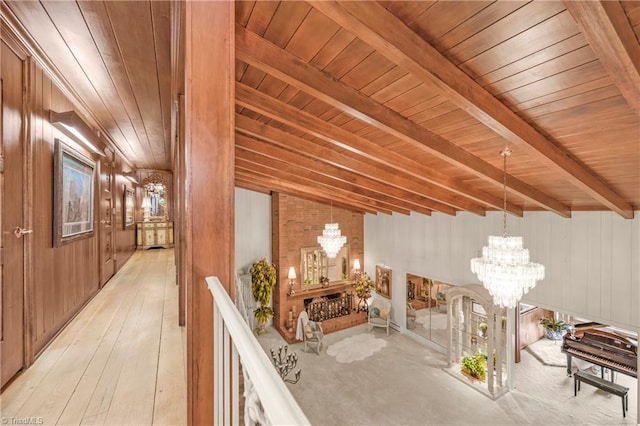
(562, 322, 637, 380)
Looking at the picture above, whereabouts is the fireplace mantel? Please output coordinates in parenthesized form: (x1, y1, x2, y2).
(288, 282, 353, 300)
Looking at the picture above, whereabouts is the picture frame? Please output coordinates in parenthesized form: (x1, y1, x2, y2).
(472, 301, 487, 316)
(123, 185, 135, 228)
(375, 264, 392, 299)
(53, 138, 96, 246)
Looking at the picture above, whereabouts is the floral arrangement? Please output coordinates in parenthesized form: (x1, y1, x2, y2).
(353, 272, 375, 299)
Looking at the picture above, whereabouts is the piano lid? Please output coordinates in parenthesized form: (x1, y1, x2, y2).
(582, 330, 637, 356)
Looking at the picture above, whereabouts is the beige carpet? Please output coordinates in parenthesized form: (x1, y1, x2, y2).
(525, 337, 566, 367)
(257, 324, 637, 425)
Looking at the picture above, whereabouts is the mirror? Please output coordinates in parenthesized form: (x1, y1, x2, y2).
(406, 273, 452, 349)
(143, 182, 166, 219)
(301, 245, 350, 287)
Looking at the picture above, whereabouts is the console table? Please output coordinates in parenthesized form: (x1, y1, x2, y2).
(136, 221, 174, 249)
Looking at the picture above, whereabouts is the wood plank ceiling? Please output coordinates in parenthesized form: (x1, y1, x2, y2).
(4, 1, 640, 218)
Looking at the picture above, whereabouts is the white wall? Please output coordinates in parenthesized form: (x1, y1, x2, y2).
(365, 210, 640, 332)
(235, 188, 272, 275)
(234, 188, 639, 332)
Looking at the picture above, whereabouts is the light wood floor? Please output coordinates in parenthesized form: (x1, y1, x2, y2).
(1, 249, 186, 426)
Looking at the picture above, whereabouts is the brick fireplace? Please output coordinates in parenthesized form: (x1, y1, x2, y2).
(272, 193, 366, 343)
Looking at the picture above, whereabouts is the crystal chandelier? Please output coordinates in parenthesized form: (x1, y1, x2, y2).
(470, 147, 545, 309)
(317, 202, 346, 259)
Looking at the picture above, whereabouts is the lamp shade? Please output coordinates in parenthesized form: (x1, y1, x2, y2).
(287, 266, 296, 280)
(353, 258, 361, 271)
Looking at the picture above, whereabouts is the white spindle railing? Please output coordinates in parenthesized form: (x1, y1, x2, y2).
(207, 276, 310, 426)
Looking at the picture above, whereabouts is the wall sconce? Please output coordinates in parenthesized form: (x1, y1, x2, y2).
(50, 110, 105, 156)
(123, 171, 138, 184)
(353, 258, 361, 280)
(288, 266, 297, 296)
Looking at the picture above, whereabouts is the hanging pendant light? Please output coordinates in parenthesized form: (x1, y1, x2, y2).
(317, 201, 346, 259)
(470, 148, 545, 308)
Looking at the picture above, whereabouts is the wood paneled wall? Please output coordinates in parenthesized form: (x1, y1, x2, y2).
(14, 55, 136, 358)
(114, 169, 137, 272)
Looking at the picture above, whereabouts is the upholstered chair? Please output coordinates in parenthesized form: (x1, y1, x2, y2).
(368, 297, 392, 335)
(296, 310, 324, 354)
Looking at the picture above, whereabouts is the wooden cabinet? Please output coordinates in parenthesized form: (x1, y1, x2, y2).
(136, 221, 174, 249)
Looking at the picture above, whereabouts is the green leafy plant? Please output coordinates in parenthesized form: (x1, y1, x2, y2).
(460, 351, 487, 381)
(250, 258, 277, 330)
(539, 317, 569, 331)
(478, 322, 488, 337)
(253, 306, 275, 325)
(540, 317, 569, 340)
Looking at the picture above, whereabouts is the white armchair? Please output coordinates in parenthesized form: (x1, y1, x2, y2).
(296, 310, 324, 354)
(368, 297, 391, 335)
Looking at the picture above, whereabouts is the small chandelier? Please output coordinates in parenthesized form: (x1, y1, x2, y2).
(470, 147, 545, 309)
(317, 202, 346, 259)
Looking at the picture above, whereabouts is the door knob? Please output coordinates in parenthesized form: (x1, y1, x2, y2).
(100, 219, 107, 224)
(13, 227, 33, 238)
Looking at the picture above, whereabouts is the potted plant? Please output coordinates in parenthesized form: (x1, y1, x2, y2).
(250, 258, 277, 334)
(478, 322, 488, 338)
(353, 272, 375, 313)
(539, 317, 569, 340)
(460, 351, 487, 382)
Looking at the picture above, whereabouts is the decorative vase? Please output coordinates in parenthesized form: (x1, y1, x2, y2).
(545, 328, 565, 340)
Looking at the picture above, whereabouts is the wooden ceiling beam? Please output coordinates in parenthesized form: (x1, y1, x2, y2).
(308, 1, 633, 219)
(235, 169, 382, 215)
(235, 173, 370, 214)
(235, 180, 271, 196)
(235, 24, 568, 217)
(236, 115, 473, 214)
(564, 1, 640, 117)
(236, 153, 413, 215)
(236, 134, 437, 215)
(236, 83, 499, 216)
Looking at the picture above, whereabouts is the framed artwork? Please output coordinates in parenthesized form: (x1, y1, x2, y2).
(53, 138, 95, 246)
(472, 301, 487, 316)
(123, 185, 135, 228)
(375, 265, 392, 299)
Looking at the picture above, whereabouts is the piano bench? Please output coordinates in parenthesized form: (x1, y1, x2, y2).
(574, 370, 629, 418)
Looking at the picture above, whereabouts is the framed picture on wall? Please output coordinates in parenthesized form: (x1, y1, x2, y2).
(375, 264, 392, 299)
(123, 185, 135, 228)
(53, 138, 95, 246)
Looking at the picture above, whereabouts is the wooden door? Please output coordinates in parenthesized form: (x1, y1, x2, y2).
(99, 160, 115, 287)
(1, 40, 26, 388)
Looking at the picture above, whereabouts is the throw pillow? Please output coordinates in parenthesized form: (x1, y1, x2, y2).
(380, 309, 388, 320)
(304, 324, 313, 339)
(370, 307, 380, 318)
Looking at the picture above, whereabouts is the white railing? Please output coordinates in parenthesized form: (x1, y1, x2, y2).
(207, 276, 310, 426)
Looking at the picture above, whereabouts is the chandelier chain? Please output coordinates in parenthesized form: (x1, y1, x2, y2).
(500, 147, 511, 238)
